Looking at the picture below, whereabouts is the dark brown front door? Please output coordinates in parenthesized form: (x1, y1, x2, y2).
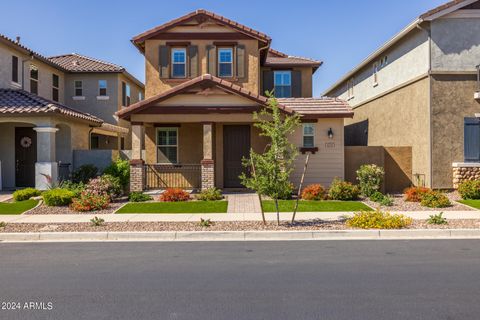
(223, 125, 251, 188)
(15, 127, 37, 187)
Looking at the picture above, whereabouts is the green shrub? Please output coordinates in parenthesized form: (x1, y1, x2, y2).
(370, 191, 394, 207)
(427, 212, 448, 225)
(197, 188, 223, 201)
(59, 180, 85, 198)
(90, 216, 105, 226)
(347, 209, 412, 229)
(379, 194, 394, 207)
(103, 158, 130, 189)
(369, 191, 384, 202)
(13, 188, 41, 202)
(199, 218, 213, 227)
(0, 221, 6, 228)
(72, 164, 98, 183)
(328, 179, 360, 200)
(420, 191, 451, 208)
(128, 192, 153, 202)
(458, 180, 480, 200)
(85, 174, 122, 200)
(356, 164, 385, 197)
(43, 188, 76, 206)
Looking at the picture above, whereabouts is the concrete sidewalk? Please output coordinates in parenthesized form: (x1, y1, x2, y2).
(0, 210, 479, 224)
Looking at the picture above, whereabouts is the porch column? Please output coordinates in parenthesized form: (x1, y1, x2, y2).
(201, 122, 215, 190)
(130, 123, 145, 192)
(33, 126, 59, 190)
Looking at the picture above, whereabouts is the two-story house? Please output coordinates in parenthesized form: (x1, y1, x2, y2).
(324, 0, 480, 190)
(0, 33, 143, 190)
(117, 10, 353, 192)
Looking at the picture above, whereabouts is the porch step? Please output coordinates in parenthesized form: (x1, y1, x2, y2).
(226, 193, 262, 214)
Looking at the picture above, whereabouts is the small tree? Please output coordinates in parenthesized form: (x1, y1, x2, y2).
(240, 92, 300, 225)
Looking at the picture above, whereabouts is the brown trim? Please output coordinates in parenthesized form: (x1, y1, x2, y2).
(300, 113, 354, 119)
(213, 41, 238, 46)
(301, 119, 318, 123)
(138, 106, 260, 114)
(131, 122, 144, 126)
(130, 159, 145, 165)
(300, 147, 319, 155)
(154, 123, 181, 127)
(201, 159, 214, 165)
(164, 78, 192, 84)
(149, 33, 253, 40)
(166, 41, 191, 46)
(200, 121, 215, 125)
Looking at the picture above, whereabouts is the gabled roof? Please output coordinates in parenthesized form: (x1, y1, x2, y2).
(131, 9, 271, 52)
(0, 89, 103, 125)
(116, 74, 352, 120)
(323, 0, 477, 95)
(266, 49, 323, 73)
(48, 53, 144, 88)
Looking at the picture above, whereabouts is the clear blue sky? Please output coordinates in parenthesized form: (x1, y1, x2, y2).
(2, 0, 446, 96)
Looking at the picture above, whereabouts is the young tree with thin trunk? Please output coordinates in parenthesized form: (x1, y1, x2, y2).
(240, 92, 300, 225)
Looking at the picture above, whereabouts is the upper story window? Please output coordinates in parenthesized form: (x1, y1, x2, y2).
(122, 82, 131, 106)
(171, 48, 187, 78)
(52, 74, 59, 102)
(303, 124, 315, 148)
(98, 80, 107, 96)
(218, 48, 233, 77)
(139, 91, 143, 101)
(274, 71, 292, 98)
(11, 56, 18, 83)
(74, 80, 83, 96)
(30, 65, 38, 95)
(373, 62, 379, 86)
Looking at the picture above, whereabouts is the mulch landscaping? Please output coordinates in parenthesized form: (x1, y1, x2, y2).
(1, 219, 480, 233)
(24, 201, 126, 215)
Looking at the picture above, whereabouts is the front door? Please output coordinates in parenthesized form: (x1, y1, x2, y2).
(223, 125, 251, 188)
(15, 127, 37, 187)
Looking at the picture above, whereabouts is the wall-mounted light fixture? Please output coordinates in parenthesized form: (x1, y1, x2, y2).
(327, 128, 334, 139)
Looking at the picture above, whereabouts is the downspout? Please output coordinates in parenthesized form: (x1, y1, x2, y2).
(21, 54, 34, 90)
(88, 127, 94, 150)
(258, 40, 271, 95)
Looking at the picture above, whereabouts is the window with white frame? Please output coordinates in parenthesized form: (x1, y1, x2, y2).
(139, 91, 143, 101)
(157, 127, 178, 163)
(98, 80, 107, 96)
(30, 65, 38, 94)
(52, 74, 59, 102)
(74, 80, 83, 96)
(303, 124, 315, 148)
(171, 48, 187, 78)
(218, 48, 233, 77)
(274, 71, 292, 98)
(373, 62, 379, 86)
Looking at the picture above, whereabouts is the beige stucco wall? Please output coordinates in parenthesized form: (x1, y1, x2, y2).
(431, 74, 480, 188)
(344, 77, 431, 187)
(144, 36, 260, 98)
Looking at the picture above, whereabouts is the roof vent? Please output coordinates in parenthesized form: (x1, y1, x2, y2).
(15, 36, 20, 44)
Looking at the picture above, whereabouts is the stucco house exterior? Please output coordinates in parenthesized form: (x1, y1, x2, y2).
(0, 33, 143, 190)
(324, 0, 480, 189)
(118, 10, 353, 192)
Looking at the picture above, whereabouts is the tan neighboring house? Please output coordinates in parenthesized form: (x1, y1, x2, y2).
(0, 33, 143, 190)
(324, 0, 480, 189)
(117, 9, 353, 192)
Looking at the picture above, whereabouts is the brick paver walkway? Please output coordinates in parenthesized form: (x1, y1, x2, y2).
(226, 193, 262, 214)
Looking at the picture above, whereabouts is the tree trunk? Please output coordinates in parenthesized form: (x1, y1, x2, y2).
(251, 158, 266, 225)
(292, 153, 310, 224)
(274, 198, 280, 226)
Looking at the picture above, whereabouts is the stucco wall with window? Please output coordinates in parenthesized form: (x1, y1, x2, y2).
(260, 66, 313, 98)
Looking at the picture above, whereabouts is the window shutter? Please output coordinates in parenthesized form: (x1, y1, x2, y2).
(236, 45, 246, 78)
(188, 45, 199, 78)
(121, 82, 126, 106)
(206, 45, 216, 75)
(159, 45, 169, 79)
(262, 70, 274, 95)
(291, 70, 302, 97)
(464, 117, 480, 162)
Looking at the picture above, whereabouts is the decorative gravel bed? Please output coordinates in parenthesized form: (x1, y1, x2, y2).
(24, 201, 126, 215)
(1, 219, 480, 233)
(362, 191, 473, 211)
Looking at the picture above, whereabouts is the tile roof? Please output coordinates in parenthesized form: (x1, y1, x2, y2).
(277, 98, 353, 119)
(131, 9, 271, 51)
(0, 89, 103, 124)
(48, 53, 124, 72)
(117, 74, 352, 119)
(419, 0, 469, 19)
(265, 49, 322, 72)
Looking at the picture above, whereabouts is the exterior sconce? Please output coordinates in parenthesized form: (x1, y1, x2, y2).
(328, 128, 334, 139)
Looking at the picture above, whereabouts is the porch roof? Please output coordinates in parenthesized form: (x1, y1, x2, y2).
(0, 89, 103, 125)
(116, 74, 353, 120)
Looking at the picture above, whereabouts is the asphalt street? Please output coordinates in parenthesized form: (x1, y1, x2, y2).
(1, 240, 479, 319)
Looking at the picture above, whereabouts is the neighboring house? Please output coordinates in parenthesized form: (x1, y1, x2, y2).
(324, 0, 480, 189)
(48, 54, 144, 149)
(0, 33, 143, 190)
(117, 9, 353, 192)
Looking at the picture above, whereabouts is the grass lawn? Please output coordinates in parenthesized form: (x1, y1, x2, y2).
(116, 201, 228, 214)
(458, 200, 480, 210)
(0, 200, 39, 215)
(262, 200, 372, 212)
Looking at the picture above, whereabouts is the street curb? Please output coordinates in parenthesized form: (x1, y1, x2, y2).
(2, 229, 480, 242)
